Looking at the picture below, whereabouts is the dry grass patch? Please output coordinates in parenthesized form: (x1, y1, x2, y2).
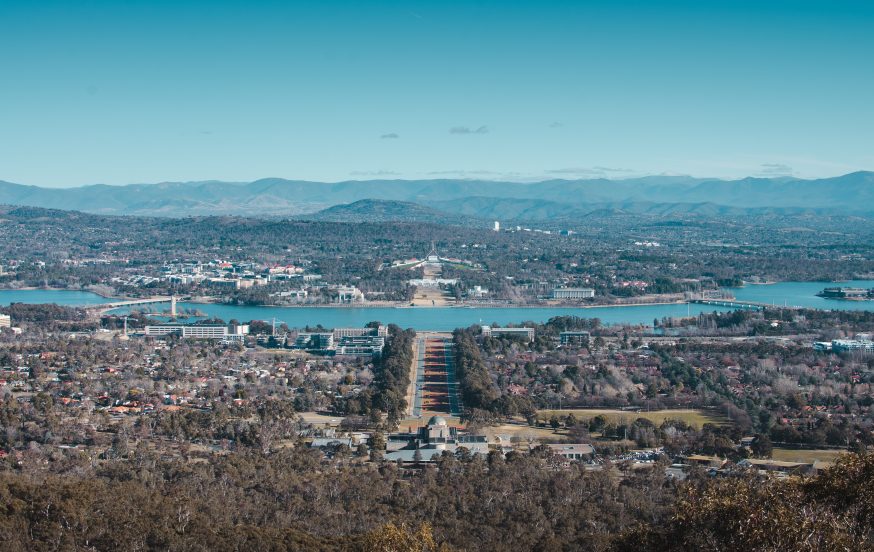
(771, 448, 847, 464)
(536, 408, 726, 428)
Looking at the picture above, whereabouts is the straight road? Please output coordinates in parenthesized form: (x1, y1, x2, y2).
(408, 333, 460, 418)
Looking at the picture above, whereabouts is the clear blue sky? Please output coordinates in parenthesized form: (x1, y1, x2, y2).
(2, 0, 872, 187)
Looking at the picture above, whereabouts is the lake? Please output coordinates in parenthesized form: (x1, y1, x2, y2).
(729, 279, 874, 310)
(0, 289, 110, 306)
(2, 280, 872, 331)
(121, 302, 739, 331)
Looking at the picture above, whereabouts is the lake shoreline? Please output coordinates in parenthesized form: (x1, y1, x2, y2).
(4, 282, 874, 331)
(177, 298, 690, 310)
(1, 286, 687, 309)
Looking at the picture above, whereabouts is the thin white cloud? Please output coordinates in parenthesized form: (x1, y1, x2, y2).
(349, 170, 401, 177)
(427, 169, 502, 176)
(546, 166, 634, 176)
(450, 125, 489, 135)
(757, 163, 794, 176)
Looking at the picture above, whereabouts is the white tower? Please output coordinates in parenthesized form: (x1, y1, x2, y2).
(493, 221, 500, 232)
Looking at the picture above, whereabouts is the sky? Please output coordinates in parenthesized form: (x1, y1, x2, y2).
(1, 0, 873, 187)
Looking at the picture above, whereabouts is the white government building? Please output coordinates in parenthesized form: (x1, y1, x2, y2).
(144, 323, 249, 341)
(551, 287, 595, 299)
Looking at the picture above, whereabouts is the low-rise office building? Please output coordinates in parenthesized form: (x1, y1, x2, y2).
(333, 325, 388, 338)
(335, 335, 385, 357)
(818, 287, 874, 299)
(481, 326, 535, 341)
(737, 458, 815, 475)
(543, 443, 595, 461)
(560, 331, 591, 345)
(551, 287, 595, 300)
(294, 333, 335, 350)
(831, 339, 874, 353)
(294, 330, 385, 357)
(206, 278, 242, 290)
(144, 323, 249, 341)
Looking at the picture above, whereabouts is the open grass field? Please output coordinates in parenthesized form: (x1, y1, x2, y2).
(536, 408, 726, 428)
(771, 448, 847, 464)
(298, 412, 345, 426)
(480, 424, 566, 443)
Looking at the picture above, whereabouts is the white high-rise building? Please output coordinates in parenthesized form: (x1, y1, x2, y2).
(493, 221, 500, 232)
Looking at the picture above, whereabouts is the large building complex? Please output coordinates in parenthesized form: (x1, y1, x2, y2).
(814, 338, 874, 353)
(0, 314, 11, 329)
(551, 287, 595, 300)
(294, 333, 334, 350)
(335, 335, 386, 357)
(294, 329, 386, 357)
(385, 416, 488, 463)
(481, 326, 535, 341)
(818, 287, 874, 299)
(332, 326, 388, 338)
(144, 323, 249, 341)
(831, 339, 874, 353)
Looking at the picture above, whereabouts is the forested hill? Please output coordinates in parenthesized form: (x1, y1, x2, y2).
(1, 171, 872, 218)
(301, 199, 480, 226)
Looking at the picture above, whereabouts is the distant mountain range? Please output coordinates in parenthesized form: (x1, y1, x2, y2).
(1, 171, 872, 222)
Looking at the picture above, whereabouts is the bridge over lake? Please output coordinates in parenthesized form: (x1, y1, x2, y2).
(690, 299, 791, 311)
(87, 296, 176, 312)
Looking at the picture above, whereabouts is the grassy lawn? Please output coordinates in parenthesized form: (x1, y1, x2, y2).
(298, 412, 346, 426)
(771, 448, 847, 464)
(481, 424, 566, 443)
(536, 408, 726, 428)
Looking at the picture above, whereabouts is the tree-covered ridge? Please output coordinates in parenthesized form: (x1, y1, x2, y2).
(1, 446, 872, 551)
(3, 205, 874, 303)
(617, 452, 874, 551)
